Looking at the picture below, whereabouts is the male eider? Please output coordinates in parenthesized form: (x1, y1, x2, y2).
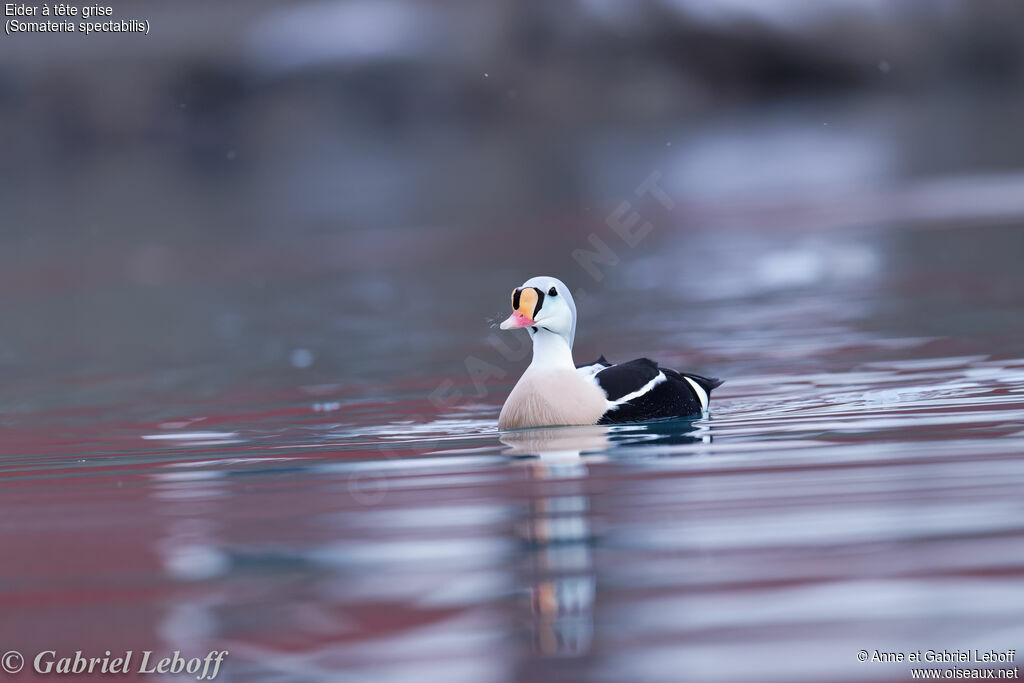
(497, 276, 722, 429)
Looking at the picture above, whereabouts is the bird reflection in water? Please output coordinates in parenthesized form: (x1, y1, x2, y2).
(502, 427, 605, 658)
(501, 421, 707, 658)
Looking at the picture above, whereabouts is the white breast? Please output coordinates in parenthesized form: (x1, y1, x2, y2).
(498, 367, 608, 429)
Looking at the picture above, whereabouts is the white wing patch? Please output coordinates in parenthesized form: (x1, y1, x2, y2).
(576, 363, 605, 380)
(682, 375, 709, 412)
(604, 371, 666, 411)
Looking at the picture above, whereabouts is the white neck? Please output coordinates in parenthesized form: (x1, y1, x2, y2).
(529, 329, 575, 370)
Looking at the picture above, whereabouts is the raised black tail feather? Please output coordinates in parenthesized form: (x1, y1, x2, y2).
(580, 357, 723, 394)
(664, 369, 724, 393)
(689, 373, 724, 392)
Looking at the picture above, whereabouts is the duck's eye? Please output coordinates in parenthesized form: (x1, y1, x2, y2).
(548, 287, 558, 296)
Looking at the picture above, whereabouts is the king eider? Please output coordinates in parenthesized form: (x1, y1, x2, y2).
(497, 276, 723, 430)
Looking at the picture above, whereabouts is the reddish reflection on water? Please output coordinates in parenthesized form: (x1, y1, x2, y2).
(2, 361, 1024, 682)
(2, 207, 1024, 682)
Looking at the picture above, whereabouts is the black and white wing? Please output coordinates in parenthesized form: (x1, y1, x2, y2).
(579, 357, 723, 425)
(576, 354, 612, 378)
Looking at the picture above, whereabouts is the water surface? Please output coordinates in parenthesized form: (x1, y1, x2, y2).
(3, 207, 1023, 682)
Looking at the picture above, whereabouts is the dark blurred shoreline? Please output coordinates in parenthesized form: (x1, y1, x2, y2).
(2, 0, 1024, 393)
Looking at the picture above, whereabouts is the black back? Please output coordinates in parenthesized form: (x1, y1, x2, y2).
(588, 357, 723, 425)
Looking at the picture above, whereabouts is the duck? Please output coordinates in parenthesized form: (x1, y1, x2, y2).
(497, 276, 722, 430)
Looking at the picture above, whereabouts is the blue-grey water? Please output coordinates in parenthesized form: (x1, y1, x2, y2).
(2, 96, 1024, 682)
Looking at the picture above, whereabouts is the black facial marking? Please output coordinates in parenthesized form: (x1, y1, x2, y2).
(531, 326, 538, 333)
(512, 288, 521, 310)
(531, 287, 545, 317)
(548, 287, 558, 296)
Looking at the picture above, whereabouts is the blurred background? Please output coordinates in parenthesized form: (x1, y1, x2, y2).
(3, 2, 1024, 682)
(3, 0, 1024, 395)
